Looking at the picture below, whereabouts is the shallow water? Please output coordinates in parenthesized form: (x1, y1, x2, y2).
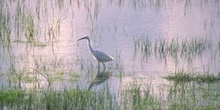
(0, 0, 220, 99)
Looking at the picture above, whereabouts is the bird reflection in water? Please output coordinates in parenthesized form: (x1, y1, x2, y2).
(88, 69, 112, 90)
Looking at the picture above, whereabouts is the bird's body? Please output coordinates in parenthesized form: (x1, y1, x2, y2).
(77, 35, 114, 68)
(91, 50, 113, 62)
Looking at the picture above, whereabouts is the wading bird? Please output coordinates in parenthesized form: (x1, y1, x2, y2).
(77, 35, 114, 68)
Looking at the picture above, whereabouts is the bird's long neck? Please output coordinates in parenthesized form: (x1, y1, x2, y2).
(87, 38, 94, 53)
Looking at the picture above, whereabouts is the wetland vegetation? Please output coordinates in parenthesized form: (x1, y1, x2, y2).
(1, 0, 220, 109)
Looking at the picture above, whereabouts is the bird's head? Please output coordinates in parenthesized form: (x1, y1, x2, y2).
(77, 35, 89, 41)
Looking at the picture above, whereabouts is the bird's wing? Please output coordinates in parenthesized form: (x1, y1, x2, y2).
(93, 50, 114, 62)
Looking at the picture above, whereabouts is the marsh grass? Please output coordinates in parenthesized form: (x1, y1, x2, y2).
(165, 70, 220, 83)
(1, 74, 220, 110)
(0, 89, 25, 106)
(0, 1, 220, 110)
(2, 0, 61, 48)
(0, 80, 161, 110)
(133, 36, 213, 61)
(13, 39, 47, 48)
(7, 57, 78, 86)
(122, 82, 160, 110)
(167, 80, 220, 109)
(68, 72, 81, 82)
(133, 36, 152, 60)
(0, 11, 11, 48)
(164, 70, 220, 109)
(0, 88, 117, 110)
(25, 13, 37, 43)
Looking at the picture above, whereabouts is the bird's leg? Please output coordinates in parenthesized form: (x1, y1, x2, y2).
(102, 62, 106, 69)
(98, 62, 100, 70)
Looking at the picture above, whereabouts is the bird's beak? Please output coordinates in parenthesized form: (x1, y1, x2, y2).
(77, 37, 85, 41)
(77, 35, 88, 41)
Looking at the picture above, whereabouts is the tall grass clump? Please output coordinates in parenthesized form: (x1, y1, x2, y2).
(133, 36, 152, 60)
(121, 82, 160, 110)
(180, 38, 211, 59)
(133, 36, 213, 62)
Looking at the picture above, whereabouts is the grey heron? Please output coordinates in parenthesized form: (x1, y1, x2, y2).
(77, 35, 114, 68)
